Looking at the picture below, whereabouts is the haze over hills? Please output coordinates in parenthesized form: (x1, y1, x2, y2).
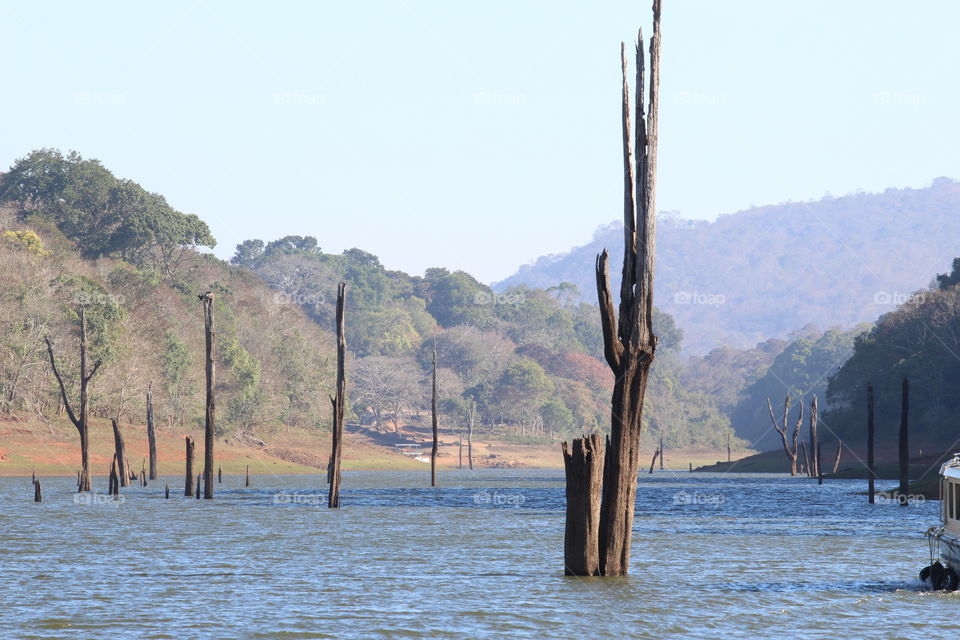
(495, 178, 960, 354)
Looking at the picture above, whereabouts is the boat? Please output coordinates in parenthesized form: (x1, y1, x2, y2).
(394, 443, 430, 464)
(922, 454, 960, 590)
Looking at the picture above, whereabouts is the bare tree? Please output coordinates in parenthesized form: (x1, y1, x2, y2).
(767, 395, 802, 476)
(199, 292, 216, 499)
(328, 283, 346, 508)
(44, 308, 102, 491)
(563, 0, 662, 577)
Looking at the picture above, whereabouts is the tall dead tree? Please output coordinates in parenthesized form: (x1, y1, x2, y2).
(809, 395, 819, 477)
(831, 440, 843, 473)
(431, 344, 439, 487)
(111, 419, 130, 487)
(146, 381, 157, 480)
(899, 376, 910, 505)
(199, 292, 216, 500)
(44, 308, 102, 492)
(768, 395, 802, 476)
(799, 440, 810, 477)
(184, 435, 195, 497)
(867, 382, 875, 504)
(659, 436, 664, 470)
(467, 399, 475, 471)
(562, 0, 662, 577)
(328, 283, 346, 508)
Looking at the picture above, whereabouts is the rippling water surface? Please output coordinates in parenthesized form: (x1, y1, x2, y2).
(1, 470, 954, 639)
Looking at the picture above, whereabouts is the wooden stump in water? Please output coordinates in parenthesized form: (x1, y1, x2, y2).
(165, 484, 170, 499)
(898, 378, 909, 506)
(184, 436, 195, 497)
(328, 283, 346, 508)
(33, 478, 42, 502)
(245, 464, 250, 487)
(199, 292, 216, 500)
(146, 381, 158, 480)
(196, 474, 202, 500)
(218, 466, 222, 483)
(562, 434, 604, 576)
(430, 344, 439, 488)
(109, 455, 120, 497)
(867, 383, 875, 504)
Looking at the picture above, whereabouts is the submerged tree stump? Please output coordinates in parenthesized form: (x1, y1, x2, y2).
(146, 381, 158, 480)
(184, 436, 195, 497)
(111, 419, 130, 487)
(867, 383, 875, 504)
(564, 1, 663, 577)
(199, 292, 216, 500)
(431, 344, 439, 487)
(899, 378, 910, 506)
(562, 434, 605, 576)
(328, 283, 346, 508)
(33, 478, 42, 502)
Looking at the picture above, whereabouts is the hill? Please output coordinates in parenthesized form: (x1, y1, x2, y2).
(495, 178, 960, 353)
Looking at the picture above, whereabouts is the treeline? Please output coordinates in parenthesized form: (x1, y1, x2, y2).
(233, 235, 739, 448)
(0, 151, 333, 435)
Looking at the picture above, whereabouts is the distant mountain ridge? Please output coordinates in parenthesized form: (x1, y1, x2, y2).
(495, 178, 960, 353)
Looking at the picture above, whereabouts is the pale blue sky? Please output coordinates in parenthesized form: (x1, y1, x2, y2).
(1, 1, 957, 282)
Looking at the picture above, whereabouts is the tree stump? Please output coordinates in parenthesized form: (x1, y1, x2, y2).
(562, 434, 605, 576)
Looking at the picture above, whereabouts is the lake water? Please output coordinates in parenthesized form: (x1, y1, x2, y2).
(1, 470, 953, 639)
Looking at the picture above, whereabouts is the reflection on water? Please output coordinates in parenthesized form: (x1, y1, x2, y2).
(1, 470, 955, 639)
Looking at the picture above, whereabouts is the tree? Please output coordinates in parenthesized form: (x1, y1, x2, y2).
(44, 308, 103, 491)
(564, 3, 662, 577)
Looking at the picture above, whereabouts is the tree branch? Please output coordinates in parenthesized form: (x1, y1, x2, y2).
(596, 251, 623, 373)
(44, 337, 80, 430)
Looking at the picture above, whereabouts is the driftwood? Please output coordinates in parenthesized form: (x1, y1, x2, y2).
(768, 395, 802, 476)
(44, 308, 102, 492)
(430, 344, 439, 487)
(867, 383, 875, 504)
(184, 435, 195, 497)
(199, 292, 216, 499)
(564, 0, 662, 577)
(328, 283, 346, 508)
(146, 381, 158, 480)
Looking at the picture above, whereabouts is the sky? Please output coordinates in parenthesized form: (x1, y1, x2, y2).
(1, 1, 958, 283)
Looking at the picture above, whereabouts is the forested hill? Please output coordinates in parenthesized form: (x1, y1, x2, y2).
(495, 178, 960, 354)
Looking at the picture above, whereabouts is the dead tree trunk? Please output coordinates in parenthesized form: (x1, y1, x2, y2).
(809, 395, 819, 477)
(799, 440, 810, 477)
(111, 419, 130, 487)
(562, 434, 604, 576)
(431, 344, 439, 487)
(109, 455, 120, 497)
(218, 465, 222, 483)
(34, 478, 42, 502)
(867, 382, 875, 504)
(564, 1, 662, 577)
(899, 378, 909, 506)
(726, 432, 731, 463)
(832, 440, 843, 473)
(467, 398, 475, 471)
(659, 436, 664, 470)
(184, 435, 195, 497)
(44, 307, 102, 492)
(458, 434, 463, 469)
(245, 464, 250, 487)
(146, 381, 157, 480)
(648, 447, 660, 474)
(817, 443, 823, 485)
(768, 395, 802, 476)
(328, 283, 346, 508)
(199, 292, 216, 500)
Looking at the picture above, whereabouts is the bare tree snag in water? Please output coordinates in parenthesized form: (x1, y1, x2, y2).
(218, 466, 222, 483)
(768, 396, 802, 476)
(245, 464, 250, 487)
(467, 399, 475, 471)
(146, 381, 157, 480)
(727, 433, 731, 463)
(899, 378, 910, 506)
(458, 434, 463, 469)
(196, 474, 202, 499)
(165, 484, 170, 499)
(34, 478, 42, 502)
(659, 436, 664, 471)
(832, 441, 843, 474)
(867, 383, 875, 504)
(562, 434, 604, 576)
(817, 443, 823, 485)
(647, 447, 660, 474)
(199, 292, 216, 500)
(431, 344, 439, 488)
(809, 396, 819, 478)
(799, 440, 810, 477)
(184, 436, 195, 497)
(328, 283, 346, 508)
(563, 0, 662, 577)
(109, 455, 120, 497)
(44, 308, 102, 492)
(111, 419, 130, 487)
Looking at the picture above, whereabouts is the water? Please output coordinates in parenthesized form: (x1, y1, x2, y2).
(1, 471, 953, 639)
